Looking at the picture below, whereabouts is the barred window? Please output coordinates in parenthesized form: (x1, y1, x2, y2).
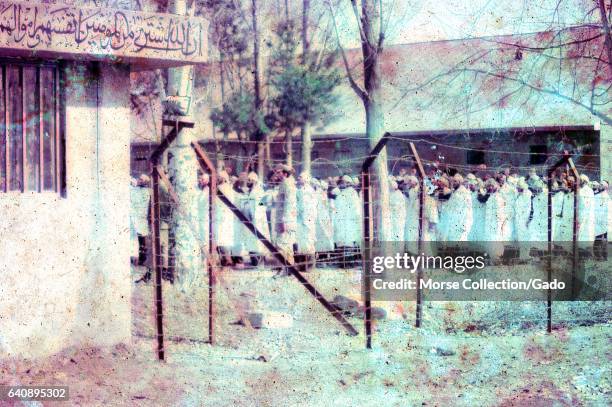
(0, 62, 64, 194)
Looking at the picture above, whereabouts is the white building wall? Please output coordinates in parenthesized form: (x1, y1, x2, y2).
(0, 63, 131, 358)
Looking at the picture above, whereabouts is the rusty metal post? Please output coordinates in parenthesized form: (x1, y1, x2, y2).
(568, 158, 580, 299)
(191, 142, 218, 345)
(547, 171, 554, 333)
(361, 169, 374, 349)
(546, 152, 579, 333)
(150, 165, 165, 360)
(409, 142, 426, 328)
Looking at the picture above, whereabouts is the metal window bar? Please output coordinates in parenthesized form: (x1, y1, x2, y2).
(0, 62, 61, 194)
(38, 67, 43, 192)
(20, 66, 26, 192)
(3, 66, 7, 193)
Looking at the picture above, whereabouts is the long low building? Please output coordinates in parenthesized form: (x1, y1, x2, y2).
(131, 24, 609, 181)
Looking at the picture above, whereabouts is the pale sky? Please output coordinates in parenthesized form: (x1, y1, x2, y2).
(330, 0, 599, 48)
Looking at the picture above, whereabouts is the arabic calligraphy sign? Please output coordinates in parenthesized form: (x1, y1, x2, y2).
(0, 0, 208, 66)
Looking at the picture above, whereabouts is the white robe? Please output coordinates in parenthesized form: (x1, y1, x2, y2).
(594, 190, 609, 237)
(528, 191, 548, 243)
(214, 183, 235, 248)
(246, 184, 270, 253)
(514, 189, 533, 242)
(404, 188, 420, 246)
(315, 190, 335, 252)
(296, 184, 318, 254)
(197, 187, 210, 254)
(444, 185, 473, 241)
(577, 185, 595, 242)
(468, 191, 487, 243)
(233, 188, 251, 255)
(436, 196, 451, 241)
(276, 176, 298, 256)
(485, 192, 507, 258)
(389, 189, 406, 242)
(130, 185, 150, 236)
(499, 183, 517, 241)
(332, 187, 361, 247)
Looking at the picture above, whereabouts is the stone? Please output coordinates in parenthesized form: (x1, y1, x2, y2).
(247, 311, 293, 329)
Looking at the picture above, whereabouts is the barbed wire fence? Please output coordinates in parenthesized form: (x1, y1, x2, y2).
(130, 126, 609, 359)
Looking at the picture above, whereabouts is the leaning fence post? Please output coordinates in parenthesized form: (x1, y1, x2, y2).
(409, 142, 426, 328)
(546, 151, 579, 333)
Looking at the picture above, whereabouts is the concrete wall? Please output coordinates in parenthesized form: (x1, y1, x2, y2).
(0, 63, 131, 358)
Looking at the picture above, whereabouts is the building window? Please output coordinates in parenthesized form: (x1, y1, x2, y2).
(466, 150, 485, 165)
(529, 145, 547, 165)
(0, 62, 64, 194)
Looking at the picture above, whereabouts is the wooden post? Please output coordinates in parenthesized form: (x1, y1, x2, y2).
(150, 165, 165, 360)
(409, 142, 426, 328)
(361, 169, 373, 348)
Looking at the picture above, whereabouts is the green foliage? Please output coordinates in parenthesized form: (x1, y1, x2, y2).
(268, 20, 342, 132)
(210, 92, 269, 141)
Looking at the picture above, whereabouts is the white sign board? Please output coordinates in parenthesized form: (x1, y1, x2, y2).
(0, 0, 208, 66)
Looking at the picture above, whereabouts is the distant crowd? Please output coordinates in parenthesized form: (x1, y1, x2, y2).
(130, 163, 609, 279)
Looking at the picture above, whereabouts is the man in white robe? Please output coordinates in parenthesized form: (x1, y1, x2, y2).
(514, 178, 533, 259)
(593, 181, 609, 260)
(232, 172, 251, 265)
(276, 165, 298, 262)
(214, 170, 235, 266)
(577, 175, 595, 246)
(296, 172, 318, 256)
(332, 175, 356, 248)
(314, 180, 335, 254)
(435, 176, 452, 242)
(484, 179, 507, 260)
(445, 174, 473, 242)
(389, 179, 406, 242)
(245, 172, 270, 265)
(131, 174, 151, 267)
(498, 175, 517, 242)
(403, 176, 420, 252)
(528, 178, 548, 245)
(467, 175, 486, 245)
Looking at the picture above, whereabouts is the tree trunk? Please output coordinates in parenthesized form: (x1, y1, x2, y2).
(361, 0, 390, 241)
(365, 93, 391, 241)
(300, 0, 312, 175)
(301, 121, 312, 174)
(218, 50, 226, 171)
(165, 0, 201, 286)
(286, 130, 293, 168)
(257, 141, 265, 178)
(251, 0, 266, 180)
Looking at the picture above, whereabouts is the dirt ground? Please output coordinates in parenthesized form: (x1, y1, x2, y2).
(1, 266, 610, 406)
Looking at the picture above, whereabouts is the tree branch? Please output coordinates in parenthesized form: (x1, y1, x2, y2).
(327, 0, 367, 101)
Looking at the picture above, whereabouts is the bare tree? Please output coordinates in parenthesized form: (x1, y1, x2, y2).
(329, 0, 392, 240)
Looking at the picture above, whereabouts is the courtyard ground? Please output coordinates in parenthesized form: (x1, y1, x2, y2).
(1, 265, 609, 406)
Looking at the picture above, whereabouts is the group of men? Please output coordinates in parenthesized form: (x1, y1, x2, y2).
(131, 163, 609, 277)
